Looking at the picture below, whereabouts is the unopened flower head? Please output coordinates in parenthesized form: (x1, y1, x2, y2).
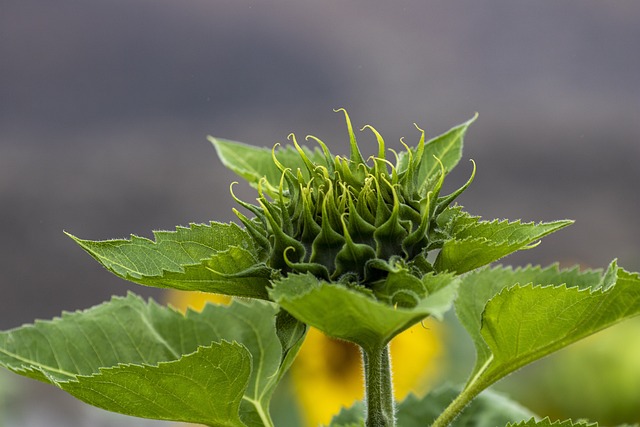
(232, 109, 475, 286)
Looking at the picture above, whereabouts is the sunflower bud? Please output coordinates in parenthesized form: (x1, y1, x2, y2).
(234, 110, 475, 286)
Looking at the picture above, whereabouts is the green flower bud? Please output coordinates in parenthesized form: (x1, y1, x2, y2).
(234, 110, 474, 286)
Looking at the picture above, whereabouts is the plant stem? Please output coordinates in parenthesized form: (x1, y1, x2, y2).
(363, 344, 395, 427)
(430, 381, 483, 427)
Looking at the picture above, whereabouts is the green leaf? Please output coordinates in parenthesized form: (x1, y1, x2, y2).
(68, 222, 256, 276)
(327, 401, 366, 427)
(67, 222, 273, 299)
(416, 115, 477, 191)
(456, 262, 640, 411)
(434, 214, 573, 273)
(209, 136, 327, 190)
(0, 294, 305, 426)
(455, 264, 602, 380)
(396, 385, 536, 427)
(64, 343, 250, 426)
(507, 419, 598, 427)
(273, 310, 307, 384)
(326, 385, 535, 427)
(269, 272, 459, 353)
(134, 246, 272, 299)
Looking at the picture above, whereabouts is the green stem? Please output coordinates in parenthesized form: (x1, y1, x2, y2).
(363, 345, 395, 427)
(380, 346, 394, 418)
(430, 381, 484, 427)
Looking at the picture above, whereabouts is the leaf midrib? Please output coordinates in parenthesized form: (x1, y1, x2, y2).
(0, 346, 76, 380)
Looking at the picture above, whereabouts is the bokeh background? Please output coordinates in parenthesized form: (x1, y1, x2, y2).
(1, 1, 639, 426)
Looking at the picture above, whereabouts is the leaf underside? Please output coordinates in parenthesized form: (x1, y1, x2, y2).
(434, 211, 573, 274)
(0, 294, 304, 426)
(67, 222, 271, 299)
(270, 272, 459, 352)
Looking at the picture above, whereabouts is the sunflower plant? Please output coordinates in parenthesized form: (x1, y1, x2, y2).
(1, 110, 639, 427)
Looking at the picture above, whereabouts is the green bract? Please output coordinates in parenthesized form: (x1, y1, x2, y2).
(224, 109, 476, 284)
(2, 110, 639, 427)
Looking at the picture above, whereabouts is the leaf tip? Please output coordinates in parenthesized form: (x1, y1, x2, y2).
(206, 135, 222, 153)
(64, 230, 89, 248)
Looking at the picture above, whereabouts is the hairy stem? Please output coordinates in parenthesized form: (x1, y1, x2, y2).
(430, 381, 484, 427)
(363, 345, 395, 427)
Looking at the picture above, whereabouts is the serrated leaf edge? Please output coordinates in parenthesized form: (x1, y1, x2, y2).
(447, 219, 573, 245)
(507, 417, 598, 427)
(67, 225, 261, 281)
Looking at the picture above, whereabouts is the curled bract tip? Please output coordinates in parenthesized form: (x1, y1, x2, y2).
(282, 246, 296, 268)
(399, 138, 411, 153)
(228, 181, 240, 200)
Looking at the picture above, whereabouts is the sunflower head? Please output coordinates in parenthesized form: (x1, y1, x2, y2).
(232, 109, 475, 289)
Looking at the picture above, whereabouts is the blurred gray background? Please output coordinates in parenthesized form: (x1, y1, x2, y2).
(1, 1, 639, 425)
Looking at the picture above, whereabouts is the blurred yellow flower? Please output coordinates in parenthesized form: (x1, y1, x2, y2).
(168, 289, 232, 312)
(167, 290, 444, 427)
